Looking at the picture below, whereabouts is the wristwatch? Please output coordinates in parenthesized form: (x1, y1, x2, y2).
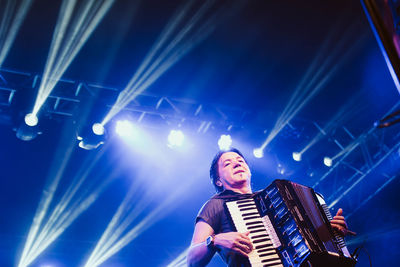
(205, 234, 215, 248)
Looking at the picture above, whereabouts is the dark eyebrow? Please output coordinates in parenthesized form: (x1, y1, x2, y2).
(222, 159, 232, 164)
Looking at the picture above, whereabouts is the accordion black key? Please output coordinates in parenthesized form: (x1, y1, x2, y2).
(225, 179, 356, 267)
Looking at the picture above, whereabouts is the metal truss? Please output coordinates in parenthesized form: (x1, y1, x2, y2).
(2, 68, 398, 208)
(0, 67, 254, 135)
(312, 100, 400, 217)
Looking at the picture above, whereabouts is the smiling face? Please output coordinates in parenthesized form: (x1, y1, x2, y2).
(216, 151, 251, 193)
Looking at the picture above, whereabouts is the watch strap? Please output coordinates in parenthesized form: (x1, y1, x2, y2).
(206, 234, 215, 248)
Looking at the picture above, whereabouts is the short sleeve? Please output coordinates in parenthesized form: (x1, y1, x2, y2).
(195, 198, 225, 233)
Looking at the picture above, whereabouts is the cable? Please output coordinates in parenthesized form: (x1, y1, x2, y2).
(361, 247, 373, 267)
(351, 239, 366, 260)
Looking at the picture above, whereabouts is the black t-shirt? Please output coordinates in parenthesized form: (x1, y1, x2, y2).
(196, 190, 254, 267)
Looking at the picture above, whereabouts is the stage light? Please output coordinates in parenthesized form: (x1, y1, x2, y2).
(24, 113, 38, 126)
(76, 123, 106, 150)
(277, 163, 285, 175)
(78, 140, 104, 150)
(168, 130, 184, 147)
(15, 122, 39, 141)
(16, 114, 40, 141)
(292, 152, 302, 162)
(218, 134, 232, 150)
(324, 156, 333, 167)
(115, 120, 136, 137)
(92, 123, 105, 136)
(253, 148, 264, 158)
(77, 136, 105, 150)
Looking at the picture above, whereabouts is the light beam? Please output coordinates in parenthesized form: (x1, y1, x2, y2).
(257, 25, 367, 154)
(31, 0, 115, 117)
(0, 0, 34, 67)
(18, 142, 116, 267)
(101, 0, 244, 125)
(83, 174, 195, 267)
(166, 248, 189, 267)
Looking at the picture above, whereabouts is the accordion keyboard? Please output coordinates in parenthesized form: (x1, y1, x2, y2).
(226, 198, 284, 267)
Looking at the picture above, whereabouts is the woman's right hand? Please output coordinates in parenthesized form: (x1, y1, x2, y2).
(214, 231, 253, 257)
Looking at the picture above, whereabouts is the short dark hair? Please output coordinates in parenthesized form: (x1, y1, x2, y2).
(209, 148, 247, 193)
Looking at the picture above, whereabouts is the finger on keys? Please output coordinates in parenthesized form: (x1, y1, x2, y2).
(234, 246, 249, 257)
(234, 237, 251, 255)
(331, 218, 347, 227)
(242, 232, 253, 251)
(241, 244, 252, 254)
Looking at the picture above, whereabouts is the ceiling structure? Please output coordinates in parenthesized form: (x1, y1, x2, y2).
(0, 0, 399, 266)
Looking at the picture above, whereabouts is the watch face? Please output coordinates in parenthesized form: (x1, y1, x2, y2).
(206, 235, 213, 247)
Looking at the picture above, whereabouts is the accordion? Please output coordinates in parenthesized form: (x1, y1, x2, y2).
(225, 180, 356, 267)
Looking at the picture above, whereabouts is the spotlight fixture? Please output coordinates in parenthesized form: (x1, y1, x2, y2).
(253, 148, 264, 158)
(168, 130, 184, 147)
(77, 123, 107, 150)
(92, 123, 105, 135)
(292, 152, 302, 162)
(24, 113, 38, 126)
(323, 156, 333, 167)
(15, 122, 40, 141)
(78, 139, 104, 150)
(218, 134, 232, 150)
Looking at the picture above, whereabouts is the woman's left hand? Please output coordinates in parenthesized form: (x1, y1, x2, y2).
(330, 208, 350, 236)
